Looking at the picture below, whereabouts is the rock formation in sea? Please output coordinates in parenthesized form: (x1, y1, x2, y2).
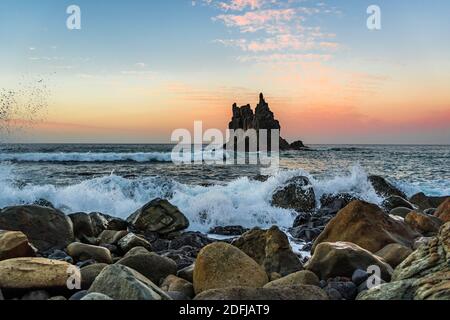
(227, 93, 307, 151)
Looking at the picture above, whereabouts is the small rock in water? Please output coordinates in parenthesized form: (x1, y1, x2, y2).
(32, 199, 54, 208)
(271, 176, 316, 214)
(208, 226, 249, 236)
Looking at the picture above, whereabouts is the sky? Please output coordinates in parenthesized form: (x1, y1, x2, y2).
(0, 0, 449, 144)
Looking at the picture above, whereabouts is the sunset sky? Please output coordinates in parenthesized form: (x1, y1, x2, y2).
(0, 0, 449, 144)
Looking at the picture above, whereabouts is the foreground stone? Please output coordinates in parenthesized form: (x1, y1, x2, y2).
(195, 285, 328, 300)
(193, 242, 268, 294)
(0, 258, 72, 290)
(67, 242, 113, 264)
(233, 226, 303, 276)
(80, 263, 108, 290)
(160, 275, 195, 299)
(434, 198, 450, 222)
(264, 270, 320, 288)
(88, 264, 171, 300)
(272, 176, 316, 213)
(0, 206, 74, 251)
(358, 222, 450, 300)
(117, 252, 177, 285)
(375, 243, 413, 268)
(0, 230, 35, 261)
(306, 242, 393, 281)
(313, 201, 418, 254)
(127, 198, 189, 235)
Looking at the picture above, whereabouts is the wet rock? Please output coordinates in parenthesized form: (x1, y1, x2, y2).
(169, 232, 213, 251)
(195, 285, 328, 300)
(306, 242, 393, 281)
(33, 199, 54, 208)
(81, 293, 113, 300)
(233, 226, 303, 276)
(368, 176, 406, 198)
(319, 193, 359, 215)
(382, 196, 415, 212)
(107, 217, 129, 231)
(272, 176, 316, 213)
(0, 258, 72, 290)
(253, 175, 269, 182)
(160, 275, 194, 299)
(177, 264, 194, 283)
(67, 242, 113, 264)
(69, 212, 96, 240)
(88, 264, 171, 300)
(405, 211, 443, 236)
(208, 226, 249, 236)
(434, 198, 450, 222)
(389, 207, 413, 218)
(89, 213, 110, 236)
(358, 222, 450, 300)
(312, 201, 419, 254)
(118, 233, 152, 254)
(117, 252, 177, 285)
(160, 246, 197, 270)
(46, 249, 74, 264)
(127, 198, 189, 235)
(98, 230, 128, 245)
(375, 243, 413, 268)
(193, 242, 268, 294)
(409, 193, 448, 211)
(264, 270, 320, 288)
(290, 225, 323, 242)
(0, 230, 35, 261)
(80, 263, 108, 290)
(0, 205, 74, 251)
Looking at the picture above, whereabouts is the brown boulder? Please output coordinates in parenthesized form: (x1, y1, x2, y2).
(193, 242, 268, 294)
(312, 201, 419, 254)
(160, 275, 194, 299)
(409, 193, 448, 211)
(264, 270, 320, 288)
(306, 242, 393, 281)
(0, 230, 35, 261)
(233, 226, 303, 276)
(0, 258, 72, 290)
(435, 198, 450, 222)
(66, 242, 113, 264)
(405, 211, 443, 235)
(0, 206, 74, 251)
(375, 243, 413, 268)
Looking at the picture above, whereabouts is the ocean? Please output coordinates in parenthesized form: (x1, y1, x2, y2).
(0, 144, 448, 233)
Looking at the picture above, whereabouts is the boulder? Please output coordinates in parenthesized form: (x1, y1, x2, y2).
(368, 176, 406, 198)
(177, 264, 194, 283)
(319, 193, 359, 215)
(375, 243, 413, 268)
(232, 226, 303, 276)
(305, 242, 393, 281)
(81, 293, 113, 300)
(193, 242, 268, 294)
(127, 199, 189, 235)
(0, 230, 35, 261)
(195, 285, 328, 300)
(0, 258, 72, 290)
(88, 264, 171, 300)
(272, 176, 316, 213)
(409, 193, 448, 211)
(89, 213, 110, 236)
(264, 270, 320, 288)
(117, 252, 177, 285)
(117, 233, 152, 253)
(124, 246, 151, 257)
(0, 205, 74, 251)
(382, 196, 414, 212)
(435, 198, 450, 222)
(66, 242, 113, 264)
(160, 275, 195, 299)
(358, 222, 450, 300)
(312, 201, 419, 254)
(80, 263, 108, 290)
(405, 211, 443, 235)
(98, 230, 128, 245)
(68, 212, 96, 240)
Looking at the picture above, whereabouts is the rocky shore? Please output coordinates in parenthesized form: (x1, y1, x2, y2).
(0, 175, 449, 300)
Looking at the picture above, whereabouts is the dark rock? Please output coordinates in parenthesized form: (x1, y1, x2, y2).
(69, 212, 96, 240)
(98, 230, 128, 245)
(22, 290, 51, 301)
(124, 246, 151, 257)
(208, 226, 249, 236)
(69, 290, 88, 300)
(127, 199, 189, 235)
(80, 263, 108, 290)
(289, 225, 323, 242)
(0, 205, 74, 251)
(0, 288, 3, 300)
(89, 212, 110, 236)
(107, 217, 129, 231)
(352, 269, 369, 286)
(253, 175, 269, 182)
(32, 199, 54, 208)
(292, 212, 312, 228)
(389, 207, 413, 218)
(177, 264, 195, 283)
(160, 246, 197, 270)
(320, 193, 359, 215)
(169, 232, 213, 251)
(409, 193, 449, 211)
(325, 288, 342, 300)
(382, 196, 415, 212)
(118, 233, 152, 254)
(46, 249, 74, 264)
(76, 259, 97, 269)
(149, 238, 170, 252)
(272, 176, 316, 213)
(326, 280, 358, 300)
(289, 141, 307, 150)
(117, 252, 177, 285)
(368, 176, 406, 198)
(161, 275, 195, 299)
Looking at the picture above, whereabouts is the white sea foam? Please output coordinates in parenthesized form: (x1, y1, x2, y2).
(0, 152, 174, 162)
(0, 162, 447, 233)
